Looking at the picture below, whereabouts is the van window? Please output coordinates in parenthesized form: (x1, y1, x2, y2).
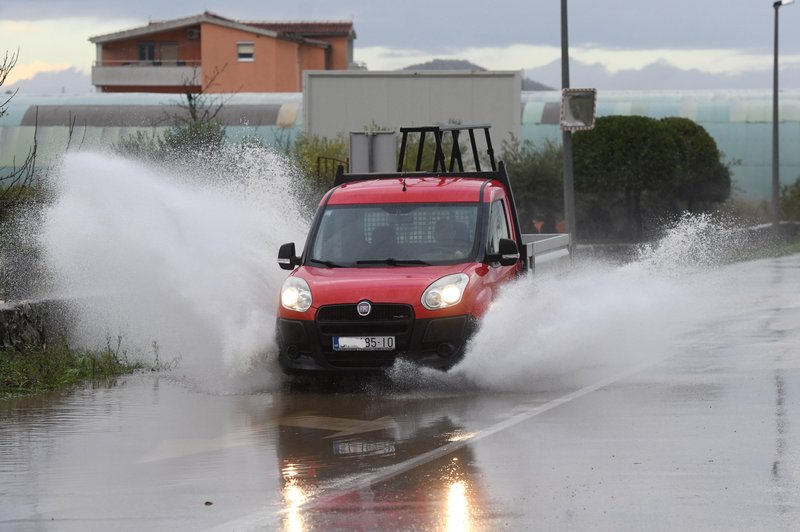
(310, 203, 479, 266)
(486, 200, 509, 255)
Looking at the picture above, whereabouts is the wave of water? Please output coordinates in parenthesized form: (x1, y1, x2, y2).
(391, 214, 750, 392)
(31, 150, 756, 394)
(36, 149, 308, 391)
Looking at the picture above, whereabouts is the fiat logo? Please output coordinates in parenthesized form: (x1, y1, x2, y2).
(357, 300, 372, 317)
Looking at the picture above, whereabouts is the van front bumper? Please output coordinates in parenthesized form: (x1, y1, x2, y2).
(276, 304, 476, 374)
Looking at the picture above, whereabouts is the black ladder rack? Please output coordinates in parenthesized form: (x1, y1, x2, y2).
(333, 124, 500, 187)
(397, 124, 496, 173)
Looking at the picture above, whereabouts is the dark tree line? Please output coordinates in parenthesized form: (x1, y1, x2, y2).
(503, 115, 733, 242)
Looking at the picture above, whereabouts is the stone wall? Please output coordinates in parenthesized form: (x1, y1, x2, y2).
(0, 300, 45, 349)
(0, 299, 72, 349)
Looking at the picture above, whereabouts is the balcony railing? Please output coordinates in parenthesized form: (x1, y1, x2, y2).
(92, 61, 202, 87)
(93, 60, 201, 67)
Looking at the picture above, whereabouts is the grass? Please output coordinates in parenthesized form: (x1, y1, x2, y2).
(776, 238, 800, 256)
(736, 230, 800, 263)
(0, 340, 148, 398)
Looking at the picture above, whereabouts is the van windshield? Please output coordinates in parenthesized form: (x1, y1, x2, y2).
(309, 203, 480, 267)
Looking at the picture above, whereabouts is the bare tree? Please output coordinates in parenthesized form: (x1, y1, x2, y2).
(0, 50, 38, 214)
(174, 64, 234, 126)
(115, 64, 243, 162)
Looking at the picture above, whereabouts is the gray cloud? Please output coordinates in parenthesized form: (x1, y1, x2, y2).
(5, 67, 93, 96)
(4, 0, 799, 92)
(7, 58, 794, 98)
(1, 0, 797, 54)
(526, 59, 789, 91)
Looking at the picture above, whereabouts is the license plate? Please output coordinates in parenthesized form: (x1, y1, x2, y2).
(333, 439, 396, 457)
(333, 336, 395, 351)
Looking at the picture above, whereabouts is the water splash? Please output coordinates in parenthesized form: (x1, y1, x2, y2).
(36, 147, 308, 390)
(30, 155, 758, 396)
(632, 212, 756, 274)
(395, 213, 753, 393)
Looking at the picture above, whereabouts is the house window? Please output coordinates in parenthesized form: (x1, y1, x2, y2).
(138, 43, 156, 62)
(160, 42, 178, 64)
(237, 42, 255, 62)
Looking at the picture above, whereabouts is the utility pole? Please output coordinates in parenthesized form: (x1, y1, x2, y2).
(772, 0, 794, 232)
(561, 0, 576, 249)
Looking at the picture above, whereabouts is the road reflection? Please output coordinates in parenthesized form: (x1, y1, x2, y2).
(768, 259, 791, 522)
(281, 473, 309, 532)
(444, 459, 473, 531)
(272, 386, 486, 530)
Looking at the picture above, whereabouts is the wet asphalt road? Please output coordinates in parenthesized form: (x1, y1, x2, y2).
(1, 254, 799, 531)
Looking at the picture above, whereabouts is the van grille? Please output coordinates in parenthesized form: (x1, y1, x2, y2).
(316, 304, 414, 368)
(317, 304, 412, 322)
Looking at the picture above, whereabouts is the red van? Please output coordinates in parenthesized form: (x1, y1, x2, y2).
(276, 125, 568, 374)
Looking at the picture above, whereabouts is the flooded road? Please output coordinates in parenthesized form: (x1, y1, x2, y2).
(2, 253, 800, 531)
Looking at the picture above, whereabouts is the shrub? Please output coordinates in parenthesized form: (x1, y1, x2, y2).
(781, 177, 800, 220)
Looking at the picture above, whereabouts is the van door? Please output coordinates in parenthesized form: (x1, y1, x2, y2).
(481, 198, 519, 300)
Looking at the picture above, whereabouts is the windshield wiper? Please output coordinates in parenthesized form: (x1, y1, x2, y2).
(356, 258, 431, 266)
(308, 258, 345, 268)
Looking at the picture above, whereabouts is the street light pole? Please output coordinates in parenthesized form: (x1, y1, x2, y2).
(772, 0, 794, 231)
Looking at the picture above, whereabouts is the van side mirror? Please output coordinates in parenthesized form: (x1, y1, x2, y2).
(498, 238, 520, 266)
(278, 243, 301, 270)
(486, 238, 520, 267)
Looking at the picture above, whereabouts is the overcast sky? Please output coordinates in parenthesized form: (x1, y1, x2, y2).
(3, 0, 800, 93)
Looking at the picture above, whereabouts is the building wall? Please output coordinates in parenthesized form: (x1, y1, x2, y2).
(201, 23, 271, 92)
(272, 38, 303, 92)
(316, 35, 350, 70)
(303, 70, 522, 149)
(198, 24, 326, 92)
(95, 22, 346, 93)
(294, 43, 327, 90)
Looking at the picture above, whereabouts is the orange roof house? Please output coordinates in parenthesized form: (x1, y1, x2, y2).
(89, 12, 356, 94)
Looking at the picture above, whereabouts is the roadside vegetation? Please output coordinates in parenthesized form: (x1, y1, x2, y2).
(0, 50, 46, 299)
(781, 176, 800, 221)
(500, 116, 735, 242)
(0, 51, 152, 397)
(114, 99, 791, 248)
(0, 341, 148, 398)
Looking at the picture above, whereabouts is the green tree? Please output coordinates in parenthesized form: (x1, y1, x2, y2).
(574, 115, 679, 239)
(291, 132, 349, 193)
(161, 120, 225, 155)
(499, 137, 563, 232)
(573, 116, 733, 241)
(659, 117, 731, 211)
(114, 120, 225, 164)
(114, 67, 228, 162)
(781, 177, 800, 220)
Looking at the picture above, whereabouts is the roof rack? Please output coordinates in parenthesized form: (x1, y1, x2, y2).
(331, 123, 526, 269)
(333, 124, 499, 187)
(397, 124, 496, 173)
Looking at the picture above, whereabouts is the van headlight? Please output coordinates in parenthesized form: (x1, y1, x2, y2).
(281, 277, 312, 312)
(421, 273, 469, 310)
